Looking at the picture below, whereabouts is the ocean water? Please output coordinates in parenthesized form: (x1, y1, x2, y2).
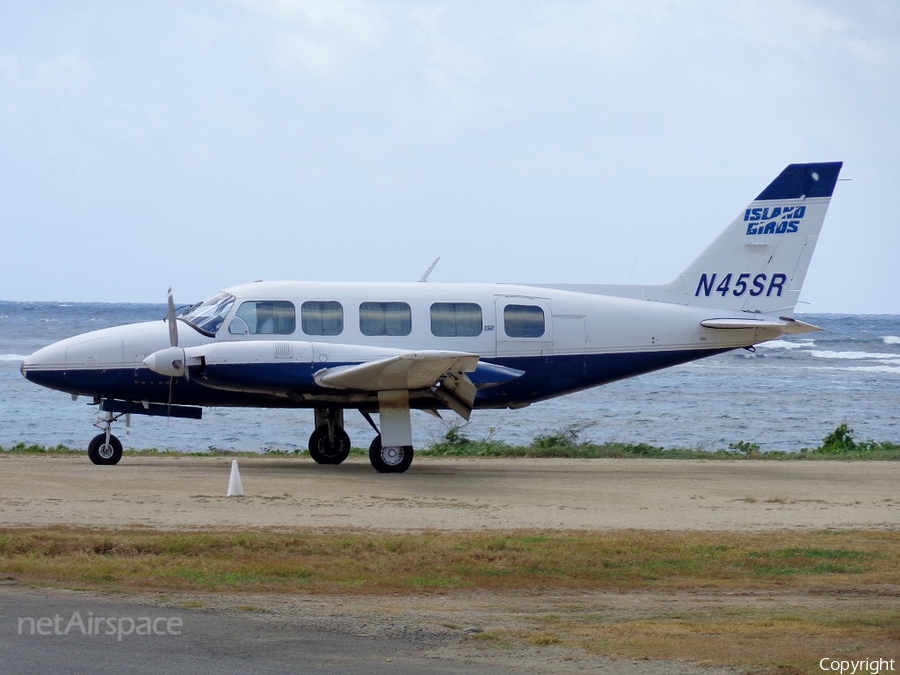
(1, 301, 898, 453)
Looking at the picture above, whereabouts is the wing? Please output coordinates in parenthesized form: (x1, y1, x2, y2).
(314, 351, 478, 391)
(315, 351, 484, 420)
(314, 351, 524, 420)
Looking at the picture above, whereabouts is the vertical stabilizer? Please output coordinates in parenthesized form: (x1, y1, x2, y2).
(660, 162, 842, 314)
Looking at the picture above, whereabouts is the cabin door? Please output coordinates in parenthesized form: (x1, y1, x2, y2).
(494, 296, 553, 358)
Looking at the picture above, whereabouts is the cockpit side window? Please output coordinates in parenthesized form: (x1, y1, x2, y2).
(180, 292, 235, 336)
(235, 301, 296, 335)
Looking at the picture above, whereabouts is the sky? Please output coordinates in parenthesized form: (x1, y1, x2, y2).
(1, 0, 897, 313)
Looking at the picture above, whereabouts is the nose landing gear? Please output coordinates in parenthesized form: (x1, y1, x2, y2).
(88, 410, 125, 465)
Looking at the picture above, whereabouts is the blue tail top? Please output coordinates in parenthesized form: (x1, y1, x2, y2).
(755, 162, 843, 201)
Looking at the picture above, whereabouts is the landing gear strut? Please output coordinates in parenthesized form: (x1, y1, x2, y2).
(367, 390, 415, 474)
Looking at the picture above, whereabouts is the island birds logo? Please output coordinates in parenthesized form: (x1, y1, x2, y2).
(744, 205, 806, 235)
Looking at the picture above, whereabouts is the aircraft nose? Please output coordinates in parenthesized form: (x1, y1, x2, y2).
(20, 341, 69, 383)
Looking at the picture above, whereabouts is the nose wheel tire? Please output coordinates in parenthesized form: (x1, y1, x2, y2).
(308, 425, 351, 465)
(88, 433, 123, 465)
(368, 435, 413, 474)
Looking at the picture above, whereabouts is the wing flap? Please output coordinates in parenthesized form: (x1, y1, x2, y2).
(432, 370, 478, 421)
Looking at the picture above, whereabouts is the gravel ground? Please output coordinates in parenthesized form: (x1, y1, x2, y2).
(1, 454, 898, 531)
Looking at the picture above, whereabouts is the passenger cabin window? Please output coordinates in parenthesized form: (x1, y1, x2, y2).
(503, 304, 545, 338)
(430, 302, 483, 337)
(359, 302, 412, 336)
(234, 301, 296, 335)
(301, 301, 343, 336)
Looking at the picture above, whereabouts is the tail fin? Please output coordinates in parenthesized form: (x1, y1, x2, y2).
(661, 162, 842, 314)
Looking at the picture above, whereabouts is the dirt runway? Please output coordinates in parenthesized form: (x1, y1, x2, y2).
(1, 454, 897, 531)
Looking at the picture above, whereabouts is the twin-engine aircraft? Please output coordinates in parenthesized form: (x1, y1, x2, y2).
(22, 162, 842, 472)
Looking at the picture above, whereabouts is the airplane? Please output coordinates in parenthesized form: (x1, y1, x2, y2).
(21, 162, 842, 473)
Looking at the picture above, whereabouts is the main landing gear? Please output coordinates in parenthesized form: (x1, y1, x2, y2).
(307, 403, 415, 473)
(307, 408, 351, 465)
(367, 435, 414, 474)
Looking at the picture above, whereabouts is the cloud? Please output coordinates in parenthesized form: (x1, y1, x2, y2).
(0, 1, 898, 310)
(511, 0, 679, 67)
(0, 52, 92, 99)
(241, 0, 388, 78)
(708, 0, 865, 56)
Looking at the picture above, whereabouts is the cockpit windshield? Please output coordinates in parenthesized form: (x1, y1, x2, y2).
(180, 292, 235, 336)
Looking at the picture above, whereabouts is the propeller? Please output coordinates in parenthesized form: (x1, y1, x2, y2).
(167, 286, 179, 349)
(143, 288, 189, 379)
(143, 288, 195, 414)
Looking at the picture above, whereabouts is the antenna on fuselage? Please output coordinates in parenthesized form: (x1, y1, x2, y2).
(418, 257, 441, 282)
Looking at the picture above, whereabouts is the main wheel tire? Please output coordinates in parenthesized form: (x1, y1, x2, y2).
(368, 435, 414, 474)
(88, 433, 123, 465)
(308, 425, 351, 465)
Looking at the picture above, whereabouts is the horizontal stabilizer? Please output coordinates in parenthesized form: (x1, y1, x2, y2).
(701, 317, 821, 335)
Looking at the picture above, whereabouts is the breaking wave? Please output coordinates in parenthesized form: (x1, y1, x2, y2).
(811, 364, 900, 375)
(759, 339, 815, 351)
(810, 349, 898, 361)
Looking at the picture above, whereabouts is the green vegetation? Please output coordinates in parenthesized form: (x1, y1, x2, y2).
(425, 422, 900, 460)
(1, 527, 896, 595)
(2, 423, 898, 459)
(0, 443, 82, 455)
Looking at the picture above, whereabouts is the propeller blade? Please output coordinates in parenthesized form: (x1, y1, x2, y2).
(167, 376, 174, 418)
(167, 287, 178, 347)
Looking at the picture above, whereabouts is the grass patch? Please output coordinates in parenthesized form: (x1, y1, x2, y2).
(519, 607, 900, 675)
(2, 527, 897, 674)
(1, 528, 897, 595)
(0, 443, 82, 455)
(745, 547, 877, 576)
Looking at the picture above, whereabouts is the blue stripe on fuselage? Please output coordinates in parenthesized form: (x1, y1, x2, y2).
(477, 347, 730, 407)
(23, 347, 731, 411)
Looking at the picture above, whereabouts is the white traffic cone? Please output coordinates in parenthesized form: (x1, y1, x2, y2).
(227, 459, 244, 497)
